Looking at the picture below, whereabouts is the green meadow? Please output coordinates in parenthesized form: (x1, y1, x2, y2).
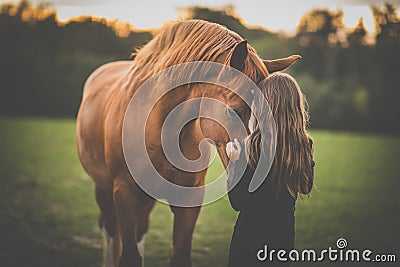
(0, 118, 399, 267)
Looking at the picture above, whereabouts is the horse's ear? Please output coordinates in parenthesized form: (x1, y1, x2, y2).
(263, 55, 302, 73)
(230, 40, 248, 71)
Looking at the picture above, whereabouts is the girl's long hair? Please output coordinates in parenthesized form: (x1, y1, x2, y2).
(248, 73, 313, 197)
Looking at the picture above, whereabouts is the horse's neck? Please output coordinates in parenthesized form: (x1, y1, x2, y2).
(178, 91, 206, 159)
(157, 88, 200, 136)
(154, 88, 203, 142)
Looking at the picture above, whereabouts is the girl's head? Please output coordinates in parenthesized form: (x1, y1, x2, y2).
(249, 72, 313, 197)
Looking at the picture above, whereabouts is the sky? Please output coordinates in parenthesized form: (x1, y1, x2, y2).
(2, 0, 400, 33)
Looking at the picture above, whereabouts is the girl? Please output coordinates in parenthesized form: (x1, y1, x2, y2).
(226, 73, 315, 267)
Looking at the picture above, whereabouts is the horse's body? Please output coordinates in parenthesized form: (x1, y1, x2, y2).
(76, 20, 299, 267)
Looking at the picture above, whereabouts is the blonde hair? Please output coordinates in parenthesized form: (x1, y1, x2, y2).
(249, 73, 313, 197)
(126, 20, 269, 91)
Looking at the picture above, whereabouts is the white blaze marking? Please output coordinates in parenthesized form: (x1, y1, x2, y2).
(249, 99, 255, 133)
(102, 227, 115, 267)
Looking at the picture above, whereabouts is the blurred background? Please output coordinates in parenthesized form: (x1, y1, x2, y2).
(0, 0, 399, 266)
(1, 0, 400, 132)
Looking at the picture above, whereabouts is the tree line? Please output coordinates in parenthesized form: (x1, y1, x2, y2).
(1, 1, 399, 133)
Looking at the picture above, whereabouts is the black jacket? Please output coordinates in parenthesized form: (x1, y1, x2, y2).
(227, 140, 314, 212)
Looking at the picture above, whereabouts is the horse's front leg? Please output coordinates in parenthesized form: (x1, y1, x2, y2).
(113, 176, 143, 267)
(169, 196, 203, 267)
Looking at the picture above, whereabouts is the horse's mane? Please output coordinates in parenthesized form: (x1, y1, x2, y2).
(126, 19, 269, 90)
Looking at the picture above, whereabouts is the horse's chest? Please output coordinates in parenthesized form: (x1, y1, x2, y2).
(147, 149, 202, 186)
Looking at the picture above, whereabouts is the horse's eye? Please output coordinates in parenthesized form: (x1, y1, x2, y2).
(226, 107, 238, 119)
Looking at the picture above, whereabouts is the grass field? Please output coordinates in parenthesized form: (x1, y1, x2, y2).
(0, 118, 399, 267)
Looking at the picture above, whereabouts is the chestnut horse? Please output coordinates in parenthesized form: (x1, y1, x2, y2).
(76, 20, 299, 267)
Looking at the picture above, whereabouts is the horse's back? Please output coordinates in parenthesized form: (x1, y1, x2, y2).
(82, 61, 131, 98)
(77, 61, 132, 188)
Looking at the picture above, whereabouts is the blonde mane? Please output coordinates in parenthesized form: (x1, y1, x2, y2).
(126, 19, 269, 90)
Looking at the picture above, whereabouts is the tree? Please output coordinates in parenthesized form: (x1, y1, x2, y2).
(368, 3, 400, 132)
(294, 9, 345, 80)
(347, 18, 368, 46)
(372, 3, 400, 45)
(0, 0, 152, 117)
(296, 9, 344, 47)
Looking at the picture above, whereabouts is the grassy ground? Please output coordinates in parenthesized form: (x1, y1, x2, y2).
(0, 118, 399, 267)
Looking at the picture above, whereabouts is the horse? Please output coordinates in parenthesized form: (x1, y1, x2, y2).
(76, 19, 300, 267)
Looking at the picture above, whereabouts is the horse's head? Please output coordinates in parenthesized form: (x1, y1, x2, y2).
(197, 40, 301, 167)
